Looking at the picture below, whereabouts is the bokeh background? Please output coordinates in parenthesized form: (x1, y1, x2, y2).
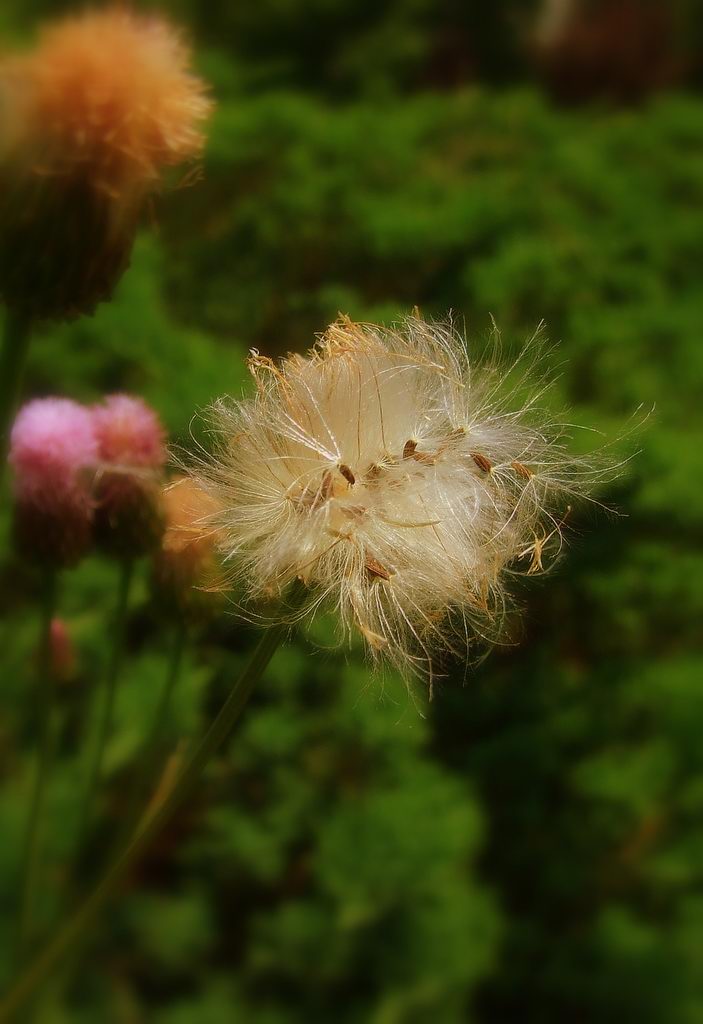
(1, 0, 702, 1020)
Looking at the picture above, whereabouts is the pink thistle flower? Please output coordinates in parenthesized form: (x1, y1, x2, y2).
(93, 395, 166, 469)
(9, 397, 97, 566)
(92, 395, 167, 558)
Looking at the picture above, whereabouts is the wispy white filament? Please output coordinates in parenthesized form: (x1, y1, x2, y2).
(190, 316, 610, 680)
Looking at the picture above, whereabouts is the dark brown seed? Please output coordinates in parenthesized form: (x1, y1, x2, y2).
(511, 460, 533, 480)
(403, 438, 435, 464)
(365, 556, 393, 581)
(471, 452, 492, 473)
(342, 505, 367, 521)
(310, 470, 333, 510)
(339, 463, 355, 486)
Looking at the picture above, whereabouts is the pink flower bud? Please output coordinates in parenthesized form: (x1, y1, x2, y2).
(92, 395, 167, 558)
(9, 397, 97, 567)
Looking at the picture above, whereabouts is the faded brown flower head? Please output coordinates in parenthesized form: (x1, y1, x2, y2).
(153, 476, 223, 617)
(0, 8, 212, 319)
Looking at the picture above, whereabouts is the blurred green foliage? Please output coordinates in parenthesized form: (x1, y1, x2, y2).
(1, 1, 702, 1021)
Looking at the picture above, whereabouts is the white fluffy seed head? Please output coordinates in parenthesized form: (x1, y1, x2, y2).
(189, 315, 611, 680)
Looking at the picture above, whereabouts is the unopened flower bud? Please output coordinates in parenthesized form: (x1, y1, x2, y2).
(93, 395, 167, 558)
(9, 398, 97, 568)
(0, 8, 212, 320)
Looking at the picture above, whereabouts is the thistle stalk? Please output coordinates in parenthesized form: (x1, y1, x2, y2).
(115, 621, 186, 851)
(71, 560, 134, 864)
(143, 622, 186, 773)
(13, 570, 58, 968)
(0, 309, 32, 495)
(0, 606, 296, 1019)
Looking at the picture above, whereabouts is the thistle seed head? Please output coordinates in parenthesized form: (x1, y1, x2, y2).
(188, 316, 613, 679)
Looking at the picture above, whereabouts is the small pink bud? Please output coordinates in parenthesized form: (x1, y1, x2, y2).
(92, 395, 167, 558)
(9, 398, 97, 567)
(48, 617, 76, 682)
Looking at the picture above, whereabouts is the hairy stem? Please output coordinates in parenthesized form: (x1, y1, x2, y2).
(0, 609, 294, 1020)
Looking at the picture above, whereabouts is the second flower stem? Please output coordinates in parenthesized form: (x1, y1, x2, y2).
(73, 560, 134, 863)
(144, 622, 186, 767)
(13, 570, 57, 967)
(116, 621, 186, 851)
(0, 308, 33, 496)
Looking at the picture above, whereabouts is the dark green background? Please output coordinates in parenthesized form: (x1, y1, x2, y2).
(1, 1, 702, 1020)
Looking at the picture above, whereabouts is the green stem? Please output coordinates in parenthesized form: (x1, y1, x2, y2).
(40, 623, 187, 1020)
(145, 623, 186, 765)
(72, 561, 133, 863)
(0, 610, 293, 1021)
(117, 622, 186, 849)
(0, 309, 33, 495)
(13, 571, 57, 968)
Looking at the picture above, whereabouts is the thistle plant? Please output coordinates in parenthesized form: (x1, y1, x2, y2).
(7, 399, 98, 963)
(115, 477, 224, 850)
(0, 314, 616, 1016)
(71, 395, 168, 869)
(0, 10, 626, 1018)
